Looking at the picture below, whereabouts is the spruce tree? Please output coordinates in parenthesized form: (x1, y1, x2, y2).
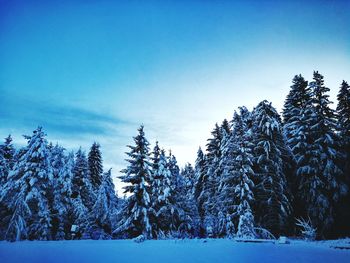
(52, 150, 75, 240)
(115, 125, 153, 239)
(336, 80, 350, 235)
(304, 71, 347, 236)
(252, 101, 291, 236)
(72, 148, 94, 211)
(0, 135, 15, 187)
(90, 169, 118, 239)
(220, 107, 255, 238)
(88, 142, 103, 191)
(152, 150, 178, 237)
(337, 80, 350, 184)
(193, 147, 207, 236)
(1, 127, 53, 240)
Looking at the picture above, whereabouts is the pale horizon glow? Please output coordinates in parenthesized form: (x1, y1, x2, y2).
(1, 0, 349, 194)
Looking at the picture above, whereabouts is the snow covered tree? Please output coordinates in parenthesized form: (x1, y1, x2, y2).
(0, 135, 15, 171)
(3, 189, 31, 241)
(232, 110, 256, 238)
(195, 123, 225, 237)
(50, 148, 75, 240)
(0, 135, 15, 187)
(336, 80, 350, 235)
(193, 147, 207, 236)
(221, 119, 231, 137)
(178, 163, 200, 237)
(72, 148, 94, 211)
(1, 127, 53, 240)
(167, 151, 180, 191)
(337, 80, 350, 184)
(151, 141, 161, 172)
(181, 163, 196, 194)
(115, 125, 153, 239)
(0, 153, 8, 188)
(151, 150, 179, 237)
(301, 71, 347, 236)
(252, 101, 291, 236)
(283, 75, 309, 125)
(282, 75, 314, 223)
(90, 169, 118, 239)
(88, 142, 103, 192)
(300, 71, 347, 235)
(219, 107, 255, 238)
(48, 144, 67, 239)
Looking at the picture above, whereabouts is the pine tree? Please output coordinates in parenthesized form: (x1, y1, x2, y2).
(4, 189, 31, 241)
(283, 75, 309, 125)
(196, 124, 224, 237)
(0, 135, 15, 187)
(51, 149, 75, 240)
(88, 142, 103, 191)
(336, 80, 350, 235)
(0, 135, 15, 170)
(193, 147, 207, 236)
(90, 169, 118, 239)
(72, 148, 94, 211)
(234, 114, 256, 238)
(337, 80, 350, 184)
(0, 152, 7, 188)
(181, 163, 196, 194)
(303, 71, 347, 236)
(1, 127, 53, 240)
(151, 141, 161, 172)
(115, 125, 153, 239)
(220, 107, 255, 238)
(152, 150, 178, 238)
(179, 163, 200, 237)
(221, 119, 231, 136)
(252, 101, 291, 236)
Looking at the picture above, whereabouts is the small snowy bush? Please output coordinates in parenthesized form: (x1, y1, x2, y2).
(296, 218, 316, 241)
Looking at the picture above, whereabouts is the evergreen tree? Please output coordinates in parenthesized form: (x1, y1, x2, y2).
(72, 148, 94, 211)
(220, 107, 255, 238)
(1, 127, 53, 240)
(337, 80, 350, 183)
(48, 144, 67, 240)
(51, 149, 75, 240)
(252, 101, 291, 236)
(115, 126, 153, 239)
(0, 135, 15, 187)
(283, 75, 309, 125)
(221, 119, 231, 136)
(0, 135, 15, 170)
(179, 163, 200, 237)
(88, 142, 103, 191)
(90, 169, 118, 239)
(151, 141, 161, 172)
(336, 80, 350, 235)
(181, 163, 196, 194)
(152, 150, 178, 237)
(303, 71, 347, 236)
(193, 147, 207, 236)
(234, 115, 256, 238)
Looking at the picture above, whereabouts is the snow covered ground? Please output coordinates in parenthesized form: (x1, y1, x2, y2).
(0, 238, 349, 263)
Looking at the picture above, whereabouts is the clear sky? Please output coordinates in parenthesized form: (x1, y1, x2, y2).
(1, 0, 350, 193)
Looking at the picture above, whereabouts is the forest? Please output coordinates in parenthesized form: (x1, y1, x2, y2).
(0, 71, 349, 241)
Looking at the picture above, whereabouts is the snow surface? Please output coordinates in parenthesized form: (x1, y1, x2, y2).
(0, 239, 350, 263)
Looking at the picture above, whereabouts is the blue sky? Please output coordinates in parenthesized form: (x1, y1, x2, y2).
(1, 0, 350, 192)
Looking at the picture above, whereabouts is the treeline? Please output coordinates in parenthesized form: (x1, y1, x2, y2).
(114, 71, 350, 240)
(0, 71, 349, 241)
(0, 131, 120, 241)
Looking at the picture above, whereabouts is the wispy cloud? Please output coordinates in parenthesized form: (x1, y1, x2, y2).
(0, 90, 135, 137)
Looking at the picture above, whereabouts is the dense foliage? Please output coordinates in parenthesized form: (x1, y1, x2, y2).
(0, 71, 349, 240)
